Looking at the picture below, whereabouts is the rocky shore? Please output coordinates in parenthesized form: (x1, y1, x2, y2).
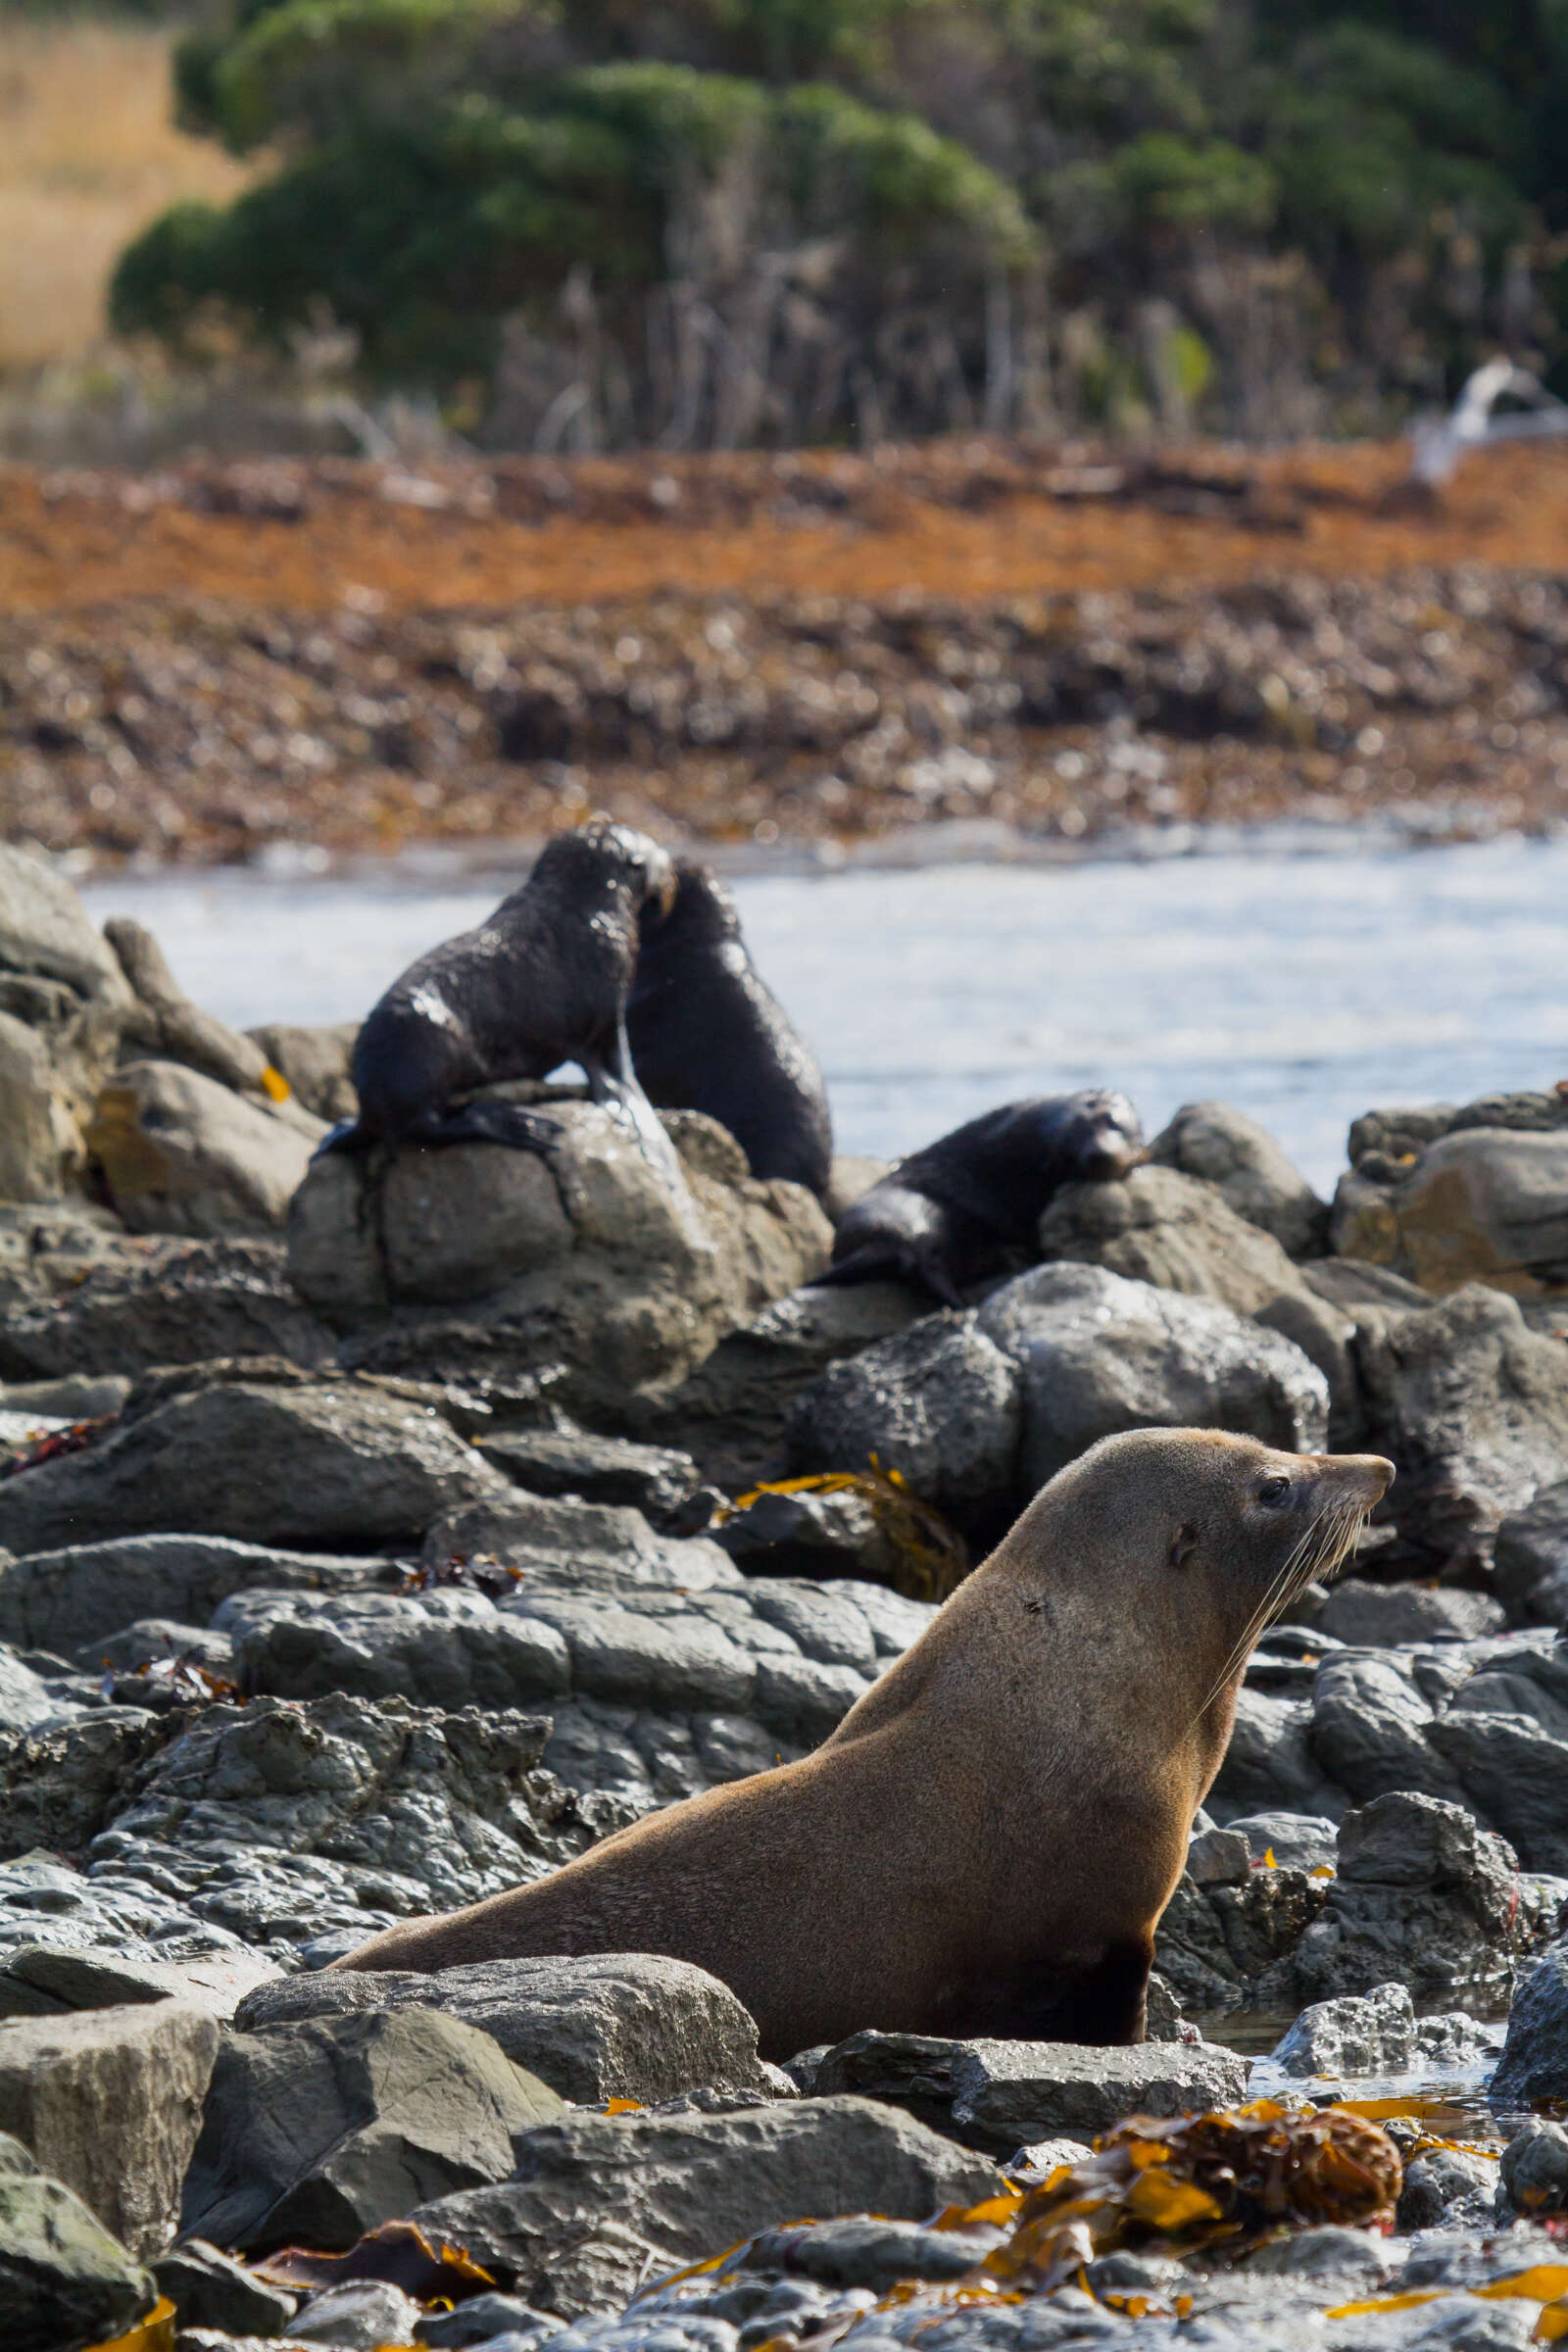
(2, 840, 1568, 2352)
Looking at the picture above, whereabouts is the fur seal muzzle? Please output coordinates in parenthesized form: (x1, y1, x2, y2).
(329, 1430, 1392, 2056)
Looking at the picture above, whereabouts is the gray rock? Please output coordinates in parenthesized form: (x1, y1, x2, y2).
(1491, 1939, 1568, 2105)
(0, 2127, 156, 2352)
(1309, 1650, 1467, 1805)
(736, 2218, 991, 2291)
(944, 2038, 1250, 2150)
(0, 1706, 169, 1862)
(0, 1940, 280, 2022)
(1398, 2145, 1500, 2230)
(1036, 1163, 1315, 1315)
(0, 1236, 335, 1380)
(640, 1282, 921, 1493)
(247, 1020, 360, 1124)
(407, 2099, 1003, 2318)
(1209, 1688, 1344, 1821)
(1498, 2119, 1568, 2217)
(181, 2007, 566, 2256)
(1289, 1792, 1528, 2006)
(1187, 1827, 1252, 1886)
(235, 1588, 573, 1710)
(154, 2236, 299, 2336)
(1241, 2225, 1393, 2284)
(291, 2280, 424, 2348)
(1149, 1101, 1330, 1259)
(474, 1430, 702, 1527)
(0, 1373, 131, 1421)
(92, 1617, 235, 1676)
(711, 1489, 915, 1592)
(0, 1369, 511, 1554)
(1428, 1702, 1568, 1874)
(86, 1057, 326, 1237)
(0, 850, 127, 1009)
(786, 1312, 1022, 1525)
(1334, 1122, 1568, 1298)
(1494, 1481, 1568, 1628)
(1223, 1811, 1340, 1872)
(0, 1644, 65, 1733)
(0, 1998, 219, 2257)
(1314, 1581, 1510, 1645)
(976, 1262, 1328, 1493)
(0, 1013, 75, 1204)
(1270, 1982, 1415, 2076)
(421, 1492, 738, 1592)
(416, 2293, 553, 2347)
(811, 2030, 1247, 2150)
(1353, 1285, 1568, 1577)
(234, 1953, 778, 2106)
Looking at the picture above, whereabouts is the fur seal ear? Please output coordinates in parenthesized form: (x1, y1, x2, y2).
(1170, 1523, 1200, 1567)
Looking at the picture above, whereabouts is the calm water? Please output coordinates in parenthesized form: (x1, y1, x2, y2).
(81, 835, 1568, 1195)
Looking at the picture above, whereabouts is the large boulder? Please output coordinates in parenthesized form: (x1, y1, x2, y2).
(785, 1312, 1022, 1525)
(0, 2131, 156, 2352)
(406, 2099, 1004, 2319)
(1352, 1284, 1568, 1576)
(0, 1531, 376, 1656)
(1332, 1090, 1568, 1297)
(288, 1102, 831, 1418)
(979, 1262, 1328, 1494)
(0, 1365, 513, 1554)
(0, 1236, 335, 1379)
(180, 2007, 565, 2255)
(0, 1999, 219, 2257)
(1150, 1101, 1330, 1259)
(247, 1020, 360, 1121)
(85, 1058, 325, 1237)
(233, 1952, 779, 2106)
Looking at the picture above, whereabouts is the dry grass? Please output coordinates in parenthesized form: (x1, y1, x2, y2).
(0, 14, 252, 368)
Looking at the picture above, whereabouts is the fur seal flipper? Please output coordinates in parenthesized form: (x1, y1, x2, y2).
(328, 1431, 1393, 2057)
(627, 861, 833, 1197)
(334, 819, 675, 1157)
(816, 1089, 1145, 1301)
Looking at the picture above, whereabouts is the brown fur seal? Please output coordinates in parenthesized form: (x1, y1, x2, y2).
(627, 861, 833, 1198)
(331, 1431, 1392, 2053)
(814, 1090, 1147, 1306)
(325, 818, 676, 1156)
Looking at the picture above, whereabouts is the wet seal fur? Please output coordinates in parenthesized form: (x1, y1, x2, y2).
(324, 819, 676, 1156)
(331, 1430, 1392, 2057)
(817, 1090, 1146, 1304)
(627, 860, 833, 1198)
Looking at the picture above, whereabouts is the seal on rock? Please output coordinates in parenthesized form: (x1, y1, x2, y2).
(330, 1430, 1393, 2056)
(329, 819, 676, 1155)
(816, 1090, 1146, 1304)
(627, 860, 833, 1197)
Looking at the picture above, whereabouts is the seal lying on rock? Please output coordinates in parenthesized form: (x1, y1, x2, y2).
(331, 1430, 1393, 2056)
(627, 861, 833, 1198)
(327, 819, 676, 1154)
(815, 1090, 1146, 1304)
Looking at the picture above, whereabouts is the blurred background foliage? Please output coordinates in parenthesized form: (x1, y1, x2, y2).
(14, 0, 1568, 446)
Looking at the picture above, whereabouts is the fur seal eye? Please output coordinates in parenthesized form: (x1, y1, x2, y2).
(1258, 1475, 1293, 1507)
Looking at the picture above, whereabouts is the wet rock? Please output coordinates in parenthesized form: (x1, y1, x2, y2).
(0, 1367, 511, 1554)
(0, 1532, 376, 1654)
(0, 2128, 156, 2352)
(1428, 1685, 1568, 1874)
(1186, 1827, 1252, 1886)
(1497, 2119, 1568, 2217)
(1494, 1481, 1568, 1627)
(0, 1236, 335, 1379)
(473, 1430, 703, 1527)
(1491, 1938, 1568, 2105)
(976, 1262, 1328, 1493)
(785, 1313, 1021, 1525)
(289, 1103, 831, 1420)
(0, 1998, 219, 2256)
(154, 2237, 299, 2337)
(1154, 1862, 1329, 2014)
(1312, 1581, 1509, 1645)
(1398, 2145, 1499, 2230)
(1308, 1650, 1468, 1806)
(710, 1487, 913, 1589)
(1270, 1981, 1415, 2076)
(406, 2099, 1003, 2319)
(181, 2007, 565, 2255)
(1207, 1688, 1344, 1822)
(86, 1059, 325, 1237)
(235, 1952, 779, 2106)
(247, 1022, 360, 1123)
(1289, 1791, 1529, 2005)
(1353, 1284, 1568, 1576)
(1222, 1810, 1340, 1872)
(416, 2292, 551, 2347)
(735, 2218, 992, 2292)
(811, 2031, 1247, 2150)
(1150, 1101, 1330, 1259)
(291, 2278, 423, 2347)
(639, 1283, 920, 1492)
